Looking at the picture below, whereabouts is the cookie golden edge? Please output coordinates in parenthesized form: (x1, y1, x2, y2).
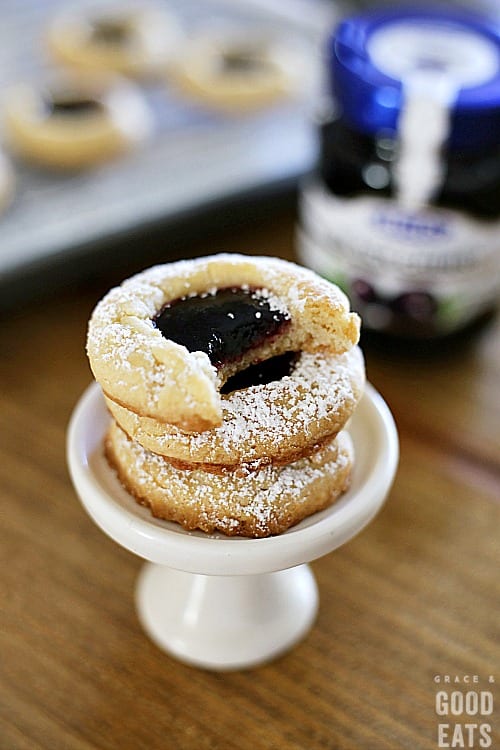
(87, 253, 361, 431)
(105, 420, 354, 538)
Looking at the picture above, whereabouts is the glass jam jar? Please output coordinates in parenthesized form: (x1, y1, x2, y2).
(298, 6, 500, 338)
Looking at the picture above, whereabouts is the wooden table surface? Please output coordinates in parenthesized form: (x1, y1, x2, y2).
(1, 213, 499, 750)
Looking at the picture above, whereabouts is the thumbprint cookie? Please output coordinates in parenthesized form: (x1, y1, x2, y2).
(104, 347, 364, 467)
(87, 254, 364, 537)
(87, 254, 360, 432)
(3, 75, 153, 169)
(169, 30, 300, 112)
(47, 4, 182, 78)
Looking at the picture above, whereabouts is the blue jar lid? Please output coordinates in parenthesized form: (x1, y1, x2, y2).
(329, 6, 500, 150)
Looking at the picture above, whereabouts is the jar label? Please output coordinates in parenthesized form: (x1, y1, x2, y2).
(298, 184, 500, 335)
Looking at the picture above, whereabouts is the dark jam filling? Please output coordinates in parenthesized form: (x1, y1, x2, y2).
(45, 96, 103, 117)
(90, 19, 130, 44)
(220, 48, 269, 74)
(221, 352, 297, 394)
(153, 287, 290, 368)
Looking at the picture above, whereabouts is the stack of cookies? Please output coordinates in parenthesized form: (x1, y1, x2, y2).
(87, 254, 365, 537)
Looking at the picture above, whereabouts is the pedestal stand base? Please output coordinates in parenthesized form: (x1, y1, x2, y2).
(136, 563, 319, 670)
(68, 382, 398, 671)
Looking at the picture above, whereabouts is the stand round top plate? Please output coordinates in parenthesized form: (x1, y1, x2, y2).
(68, 382, 399, 576)
(67, 382, 398, 670)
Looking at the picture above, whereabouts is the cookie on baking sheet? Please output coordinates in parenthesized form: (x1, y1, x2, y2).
(87, 253, 361, 432)
(47, 4, 182, 78)
(105, 346, 365, 466)
(106, 420, 354, 538)
(3, 75, 152, 169)
(169, 29, 302, 112)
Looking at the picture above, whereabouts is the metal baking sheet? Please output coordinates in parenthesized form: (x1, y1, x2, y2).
(0, 0, 337, 283)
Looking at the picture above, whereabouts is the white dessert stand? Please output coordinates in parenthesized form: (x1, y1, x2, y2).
(67, 382, 398, 671)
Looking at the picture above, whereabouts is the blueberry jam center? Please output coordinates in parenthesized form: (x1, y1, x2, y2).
(221, 49, 269, 74)
(46, 97, 102, 116)
(221, 352, 297, 393)
(153, 287, 290, 367)
(91, 19, 130, 44)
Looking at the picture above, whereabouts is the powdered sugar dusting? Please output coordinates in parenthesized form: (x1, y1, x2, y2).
(88, 253, 359, 431)
(108, 422, 354, 537)
(111, 346, 365, 465)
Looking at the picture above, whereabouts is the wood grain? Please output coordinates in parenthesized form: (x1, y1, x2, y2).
(1, 217, 499, 750)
